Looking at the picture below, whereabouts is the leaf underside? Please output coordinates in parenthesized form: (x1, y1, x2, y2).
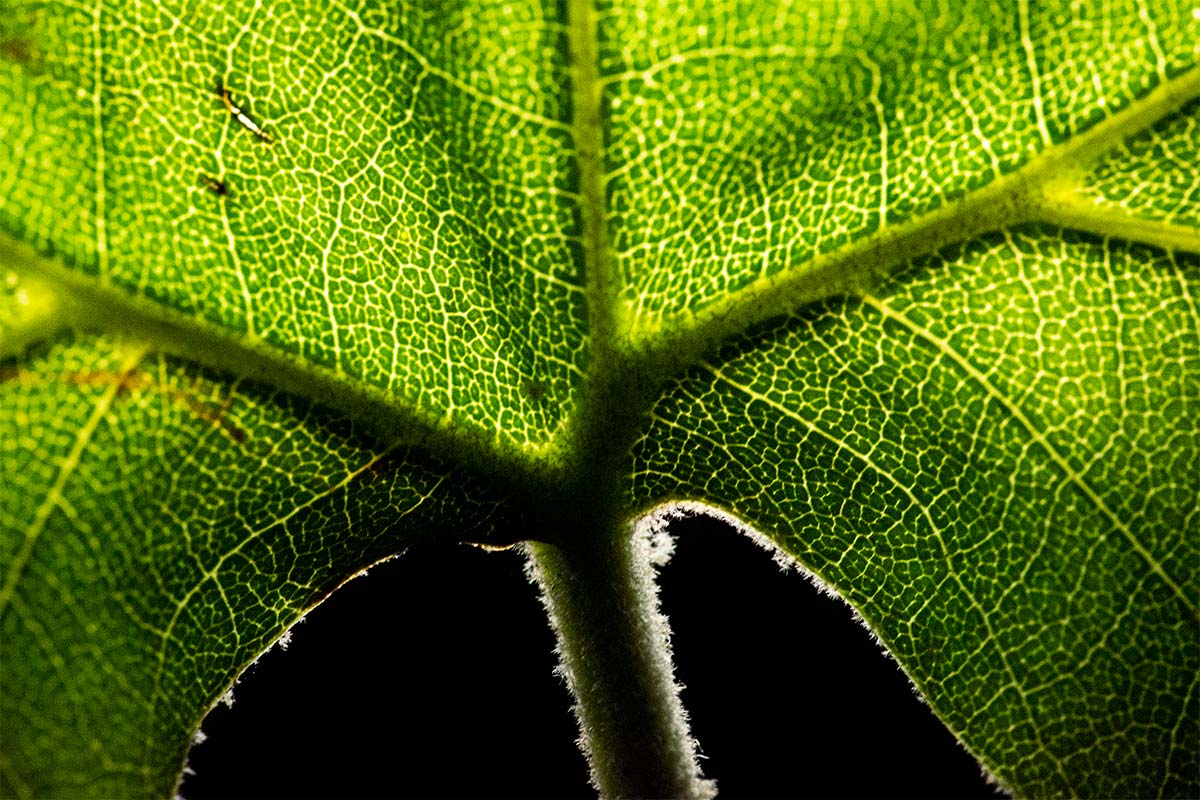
(1, 2, 1197, 798)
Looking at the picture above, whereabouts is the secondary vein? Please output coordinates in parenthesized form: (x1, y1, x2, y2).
(861, 293, 1197, 617)
(0, 344, 148, 617)
(637, 65, 1200, 371)
(0, 234, 557, 496)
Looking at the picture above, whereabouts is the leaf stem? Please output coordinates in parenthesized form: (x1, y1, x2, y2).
(526, 524, 713, 799)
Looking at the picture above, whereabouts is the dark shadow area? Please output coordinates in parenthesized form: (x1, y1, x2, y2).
(182, 542, 587, 799)
(185, 516, 999, 799)
(659, 512, 998, 799)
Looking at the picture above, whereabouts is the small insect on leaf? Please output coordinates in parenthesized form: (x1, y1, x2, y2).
(200, 174, 228, 196)
(215, 79, 274, 144)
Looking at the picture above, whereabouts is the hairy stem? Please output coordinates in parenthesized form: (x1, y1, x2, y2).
(525, 524, 713, 799)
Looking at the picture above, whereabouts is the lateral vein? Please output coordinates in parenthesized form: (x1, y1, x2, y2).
(861, 293, 1197, 617)
(636, 66, 1200, 370)
(0, 344, 148, 616)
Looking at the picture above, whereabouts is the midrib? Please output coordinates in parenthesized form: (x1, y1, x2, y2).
(5, 46, 1198, 502)
(0, 233, 557, 496)
(554, 0, 650, 515)
(567, 0, 618, 360)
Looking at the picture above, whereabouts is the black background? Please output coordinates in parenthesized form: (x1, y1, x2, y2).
(183, 514, 998, 799)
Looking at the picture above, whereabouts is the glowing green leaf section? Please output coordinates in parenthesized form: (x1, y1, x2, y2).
(602, 0, 1199, 333)
(0, 328, 516, 799)
(0, 1, 586, 449)
(633, 231, 1199, 796)
(1, 1, 1198, 799)
(1075, 101, 1200, 228)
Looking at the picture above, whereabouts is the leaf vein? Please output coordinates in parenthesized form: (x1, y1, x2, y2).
(860, 293, 1197, 617)
(0, 345, 147, 617)
(700, 358, 1073, 789)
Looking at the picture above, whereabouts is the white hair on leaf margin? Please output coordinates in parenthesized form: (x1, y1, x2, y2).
(638, 500, 1009, 795)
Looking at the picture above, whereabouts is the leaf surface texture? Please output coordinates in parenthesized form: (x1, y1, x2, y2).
(1, 1, 1197, 798)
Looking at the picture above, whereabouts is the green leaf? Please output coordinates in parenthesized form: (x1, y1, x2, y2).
(0, 325, 520, 797)
(2, 2, 1197, 798)
(633, 230, 1199, 796)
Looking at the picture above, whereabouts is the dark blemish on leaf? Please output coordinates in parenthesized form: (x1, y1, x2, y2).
(522, 380, 547, 403)
(201, 174, 228, 196)
(59, 367, 144, 399)
(215, 78, 275, 143)
(0, 35, 42, 70)
(198, 387, 249, 445)
(0, 8, 44, 72)
(225, 424, 247, 445)
(38, 368, 250, 445)
(363, 450, 411, 485)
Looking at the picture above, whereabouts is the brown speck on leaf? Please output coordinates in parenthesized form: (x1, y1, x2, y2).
(364, 450, 410, 484)
(0, 8, 44, 73)
(0, 36, 42, 69)
(522, 380, 547, 403)
(48, 368, 248, 445)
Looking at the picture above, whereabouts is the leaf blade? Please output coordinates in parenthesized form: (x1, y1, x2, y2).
(0, 328, 519, 798)
(633, 231, 1200, 797)
(0, 1, 588, 448)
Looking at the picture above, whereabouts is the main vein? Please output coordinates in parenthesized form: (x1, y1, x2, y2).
(568, 0, 618, 363)
(556, 0, 648, 500)
(0, 234, 557, 497)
